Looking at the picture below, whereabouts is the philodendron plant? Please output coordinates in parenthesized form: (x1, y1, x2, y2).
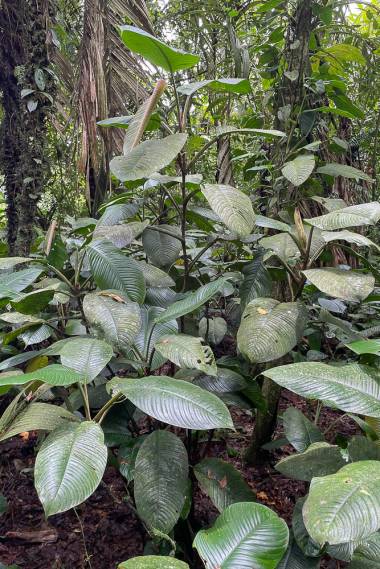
(1, 24, 380, 569)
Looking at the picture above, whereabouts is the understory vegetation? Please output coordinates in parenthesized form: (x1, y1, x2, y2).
(0, 1, 380, 568)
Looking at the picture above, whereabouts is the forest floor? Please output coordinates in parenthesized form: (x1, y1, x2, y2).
(0, 390, 357, 569)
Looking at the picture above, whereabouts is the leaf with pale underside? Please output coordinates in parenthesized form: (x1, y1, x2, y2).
(108, 375, 233, 430)
(92, 221, 149, 248)
(118, 557, 189, 569)
(142, 225, 182, 268)
(201, 184, 255, 238)
(305, 202, 380, 230)
(178, 78, 251, 96)
(303, 268, 374, 302)
(281, 155, 315, 186)
(155, 334, 217, 376)
(317, 163, 373, 182)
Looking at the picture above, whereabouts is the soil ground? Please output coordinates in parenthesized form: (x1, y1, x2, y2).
(0, 390, 357, 569)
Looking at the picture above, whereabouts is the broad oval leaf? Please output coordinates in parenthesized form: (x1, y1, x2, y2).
(108, 375, 233, 430)
(96, 202, 140, 226)
(275, 442, 346, 482)
(83, 293, 141, 354)
(254, 215, 291, 233)
(0, 403, 78, 442)
(155, 278, 227, 324)
(305, 202, 380, 230)
(0, 268, 43, 300)
(201, 184, 255, 238)
(135, 262, 175, 288)
(282, 155, 315, 186)
(237, 298, 307, 363)
(142, 225, 182, 268)
(35, 421, 107, 516)
(303, 461, 380, 545)
(118, 557, 189, 569)
(260, 232, 300, 262)
(321, 230, 380, 251)
(199, 317, 227, 346)
(110, 134, 187, 182)
(44, 337, 113, 381)
(178, 78, 251, 96)
(264, 363, 380, 418)
(119, 25, 199, 72)
(194, 458, 255, 512)
(317, 163, 374, 182)
(0, 364, 85, 387)
(240, 253, 272, 310)
(93, 221, 149, 248)
(303, 268, 374, 302)
(193, 502, 289, 569)
(133, 306, 178, 370)
(154, 334, 217, 376)
(134, 430, 188, 533)
(282, 407, 324, 452)
(10, 289, 55, 314)
(87, 240, 145, 303)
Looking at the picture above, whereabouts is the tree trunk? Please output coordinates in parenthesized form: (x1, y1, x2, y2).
(0, 0, 55, 256)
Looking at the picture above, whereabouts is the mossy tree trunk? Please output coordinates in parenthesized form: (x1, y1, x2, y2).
(0, 0, 55, 256)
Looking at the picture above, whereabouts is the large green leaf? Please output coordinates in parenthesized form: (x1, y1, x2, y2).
(260, 232, 300, 262)
(305, 202, 380, 230)
(110, 134, 187, 182)
(135, 262, 175, 288)
(93, 221, 149, 248)
(134, 430, 188, 533)
(264, 363, 380, 417)
(87, 240, 145, 303)
(303, 268, 374, 302)
(154, 334, 217, 376)
(193, 502, 289, 569)
(194, 458, 255, 512)
(142, 225, 182, 268)
(44, 337, 113, 381)
(275, 442, 346, 482)
(155, 278, 227, 324)
(348, 436, 380, 462)
(0, 268, 43, 300)
(35, 421, 107, 516)
(0, 350, 42, 371)
(96, 203, 140, 226)
(303, 461, 380, 545)
(240, 253, 272, 309)
(281, 155, 315, 186)
(237, 298, 307, 363)
(201, 184, 255, 238)
(292, 498, 322, 558)
(321, 230, 380, 251)
(133, 306, 178, 370)
(254, 215, 291, 233)
(348, 532, 380, 568)
(0, 403, 78, 442)
(83, 293, 141, 354)
(0, 257, 31, 269)
(178, 78, 250, 96)
(118, 557, 189, 569)
(108, 375, 233, 430)
(317, 163, 373, 182)
(199, 317, 227, 346)
(119, 25, 199, 72)
(0, 364, 84, 387)
(282, 407, 324, 452)
(10, 289, 55, 314)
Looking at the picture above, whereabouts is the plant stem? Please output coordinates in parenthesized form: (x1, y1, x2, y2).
(94, 392, 123, 423)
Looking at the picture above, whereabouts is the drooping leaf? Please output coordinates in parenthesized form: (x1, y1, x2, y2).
(0, 403, 78, 442)
(135, 262, 175, 288)
(321, 230, 380, 251)
(0, 364, 84, 387)
(278, 539, 321, 569)
(303, 461, 380, 545)
(194, 458, 255, 512)
(254, 215, 291, 233)
(110, 134, 187, 182)
(108, 375, 233, 430)
(35, 421, 107, 516)
(240, 253, 272, 309)
(303, 268, 374, 302)
(96, 203, 140, 226)
(0, 257, 31, 269)
(0, 268, 43, 300)
(83, 293, 141, 354)
(119, 25, 200, 72)
(155, 278, 227, 324)
(178, 78, 251, 96)
(133, 306, 178, 370)
(134, 430, 188, 533)
(264, 363, 380, 418)
(118, 557, 189, 569)
(194, 368, 248, 394)
(154, 334, 217, 376)
(305, 202, 380, 230)
(346, 338, 380, 356)
(193, 502, 289, 569)
(275, 442, 346, 482)
(317, 163, 373, 181)
(0, 350, 42, 371)
(19, 324, 52, 347)
(237, 298, 307, 363)
(282, 407, 324, 452)
(199, 317, 227, 346)
(201, 184, 255, 238)
(142, 225, 182, 268)
(281, 155, 315, 186)
(44, 337, 113, 381)
(87, 240, 145, 303)
(10, 289, 55, 314)
(93, 221, 149, 248)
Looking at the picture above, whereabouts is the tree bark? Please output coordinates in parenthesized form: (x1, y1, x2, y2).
(0, 0, 55, 255)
